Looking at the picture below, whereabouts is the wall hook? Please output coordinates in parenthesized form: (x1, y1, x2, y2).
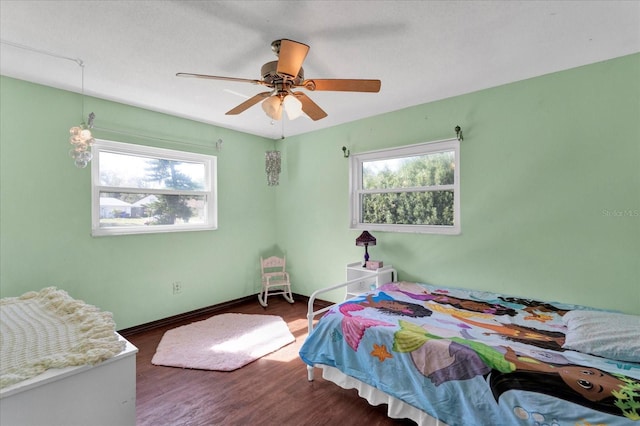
(87, 112, 95, 128)
(455, 126, 463, 142)
(342, 146, 350, 158)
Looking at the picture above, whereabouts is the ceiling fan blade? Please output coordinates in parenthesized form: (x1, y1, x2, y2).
(301, 79, 381, 92)
(176, 72, 264, 85)
(226, 91, 273, 115)
(292, 92, 328, 121)
(276, 39, 310, 78)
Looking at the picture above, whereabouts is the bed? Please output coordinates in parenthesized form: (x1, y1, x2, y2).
(300, 280, 640, 425)
(0, 287, 138, 426)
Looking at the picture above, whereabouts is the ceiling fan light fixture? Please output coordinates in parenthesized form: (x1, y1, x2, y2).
(283, 94, 303, 120)
(178, 39, 380, 122)
(262, 96, 282, 120)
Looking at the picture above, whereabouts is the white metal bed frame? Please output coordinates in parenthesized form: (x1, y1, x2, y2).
(306, 276, 366, 380)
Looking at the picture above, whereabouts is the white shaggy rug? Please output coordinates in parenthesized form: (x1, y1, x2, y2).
(151, 313, 295, 371)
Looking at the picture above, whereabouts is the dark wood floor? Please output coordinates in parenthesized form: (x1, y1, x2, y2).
(124, 296, 417, 426)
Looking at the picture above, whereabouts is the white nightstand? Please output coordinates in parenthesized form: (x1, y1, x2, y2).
(345, 262, 396, 300)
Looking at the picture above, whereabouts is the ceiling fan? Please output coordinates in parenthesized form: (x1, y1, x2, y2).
(176, 39, 381, 121)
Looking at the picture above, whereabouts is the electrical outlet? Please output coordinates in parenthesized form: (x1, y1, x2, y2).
(172, 281, 182, 295)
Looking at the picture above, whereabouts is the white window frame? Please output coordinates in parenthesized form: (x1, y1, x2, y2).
(91, 139, 217, 236)
(349, 138, 460, 235)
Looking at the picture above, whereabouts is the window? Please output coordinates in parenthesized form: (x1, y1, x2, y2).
(349, 138, 460, 234)
(91, 140, 217, 236)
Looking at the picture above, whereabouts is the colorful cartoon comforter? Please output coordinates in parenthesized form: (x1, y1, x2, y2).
(299, 282, 640, 425)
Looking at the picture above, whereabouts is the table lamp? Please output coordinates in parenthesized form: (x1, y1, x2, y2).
(355, 231, 377, 267)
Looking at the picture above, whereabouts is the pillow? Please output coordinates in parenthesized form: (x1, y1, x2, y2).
(562, 309, 640, 363)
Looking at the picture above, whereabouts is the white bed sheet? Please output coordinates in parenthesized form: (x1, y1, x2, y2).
(320, 365, 448, 426)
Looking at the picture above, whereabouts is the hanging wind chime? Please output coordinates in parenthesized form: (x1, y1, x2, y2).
(68, 61, 95, 168)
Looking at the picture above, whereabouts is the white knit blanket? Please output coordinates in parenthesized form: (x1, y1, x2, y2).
(0, 287, 125, 389)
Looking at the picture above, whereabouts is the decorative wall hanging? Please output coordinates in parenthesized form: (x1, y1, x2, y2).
(67, 59, 97, 168)
(265, 150, 281, 186)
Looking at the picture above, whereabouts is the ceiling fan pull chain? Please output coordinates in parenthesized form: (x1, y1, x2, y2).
(281, 116, 285, 140)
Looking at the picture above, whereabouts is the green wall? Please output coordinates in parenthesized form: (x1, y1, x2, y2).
(275, 53, 640, 315)
(0, 76, 278, 329)
(1, 53, 638, 330)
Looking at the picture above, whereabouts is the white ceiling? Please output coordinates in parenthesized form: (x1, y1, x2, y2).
(1, 1, 639, 140)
